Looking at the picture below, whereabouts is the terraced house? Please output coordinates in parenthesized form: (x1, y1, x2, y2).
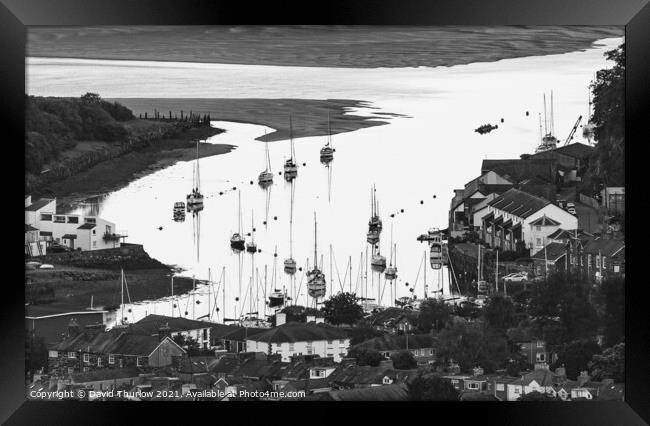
(48, 322, 186, 377)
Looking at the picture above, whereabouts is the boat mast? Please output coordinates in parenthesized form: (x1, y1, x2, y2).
(196, 140, 200, 192)
(290, 115, 295, 162)
(550, 91, 555, 136)
(543, 93, 548, 135)
(120, 268, 124, 325)
(314, 212, 318, 270)
(238, 190, 242, 234)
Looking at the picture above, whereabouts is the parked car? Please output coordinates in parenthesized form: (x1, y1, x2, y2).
(39, 264, 54, 270)
(503, 272, 529, 283)
(48, 243, 71, 253)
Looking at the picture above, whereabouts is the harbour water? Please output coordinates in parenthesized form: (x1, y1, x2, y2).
(26, 37, 622, 325)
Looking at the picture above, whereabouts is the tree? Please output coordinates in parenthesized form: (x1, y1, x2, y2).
(81, 92, 102, 105)
(407, 373, 459, 401)
(347, 347, 383, 367)
(553, 339, 602, 380)
(436, 321, 509, 373)
(417, 298, 452, 333)
(391, 350, 417, 370)
(589, 343, 624, 383)
(25, 331, 48, 378)
(172, 334, 201, 356)
(590, 43, 625, 186)
(595, 277, 624, 347)
(517, 391, 559, 401)
(321, 292, 364, 326)
(483, 295, 517, 330)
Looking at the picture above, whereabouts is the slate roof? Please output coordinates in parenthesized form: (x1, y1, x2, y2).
(210, 355, 241, 375)
(247, 322, 349, 344)
(25, 198, 55, 212)
(582, 239, 625, 257)
(25, 224, 39, 232)
(488, 188, 551, 219)
(552, 143, 594, 159)
(54, 329, 182, 357)
(327, 383, 409, 401)
(70, 367, 142, 383)
(351, 334, 434, 352)
(132, 314, 212, 335)
(529, 215, 561, 226)
(481, 159, 556, 183)
(77, 223, 96, 230)
(531, 242, 568, 262)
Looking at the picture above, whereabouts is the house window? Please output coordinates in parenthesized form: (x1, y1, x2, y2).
(289, 343, 295, 352)
(92, 241, 97, 248)
(614, 265, 620, 273)
(119, 359, 123, 368)
(514, 387, 521, 394)
(536, 238, 542, 247)
(97, 357, 102, 367)
(83, 353, 90, 363)
(48, 350, 58, 358)
(67, 216, 79, 224)
(536, 226, 541, 231)
(85, 218, 96, 224)
(602, 257, 606, 268)
(496, 384, 504, 391)
(467, 382, 479, 390)
(54, 215, 66, 223)
(203, 329, 208, 340)
(40, 214, 52, 221)
(136, 357, 142, 367)
(108, 354, 115, 364)
(536, 353, 546, 362)
(92, 230, 96, 235)
(83, 367, 89, 372)
(536, 341, 544, 348)
(596, 256, 600, 268)
(68, 367, 74, 374)
(68, 352, 76, 359)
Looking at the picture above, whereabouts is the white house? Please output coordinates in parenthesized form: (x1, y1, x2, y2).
(25, 195, 125, 251)
(245, 321, 351, 362)
(475, 188, 577, 255)
(131, 314, 213, 350)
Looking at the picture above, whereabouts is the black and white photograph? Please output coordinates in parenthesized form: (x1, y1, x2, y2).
(22, 25, 626, 402)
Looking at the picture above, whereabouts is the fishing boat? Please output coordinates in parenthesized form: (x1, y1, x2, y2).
(246, 212, 257, 254)
(230, 191, 245, 251)
(367, 229, 380, 245)
(320, 114, 334, 163)
(258, 131, 274, 186)
(268, 288, 286, 308)
(173, 202, 186, 221)
(307, 213, 327, 300)
(283, 117, 298, 181)
(429, 228, 443, 270)
(368, 185, 383, 234)
(186, 141, 204, 213)
(535, 92, 559, 153)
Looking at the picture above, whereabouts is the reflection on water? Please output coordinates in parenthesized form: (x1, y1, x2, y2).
(42, 37, 622, 324)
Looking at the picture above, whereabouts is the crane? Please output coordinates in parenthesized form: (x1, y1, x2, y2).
(564, 115, 583, 146)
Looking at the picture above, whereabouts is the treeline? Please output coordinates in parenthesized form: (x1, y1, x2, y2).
(585, 43, 625, 189)
(139, 108, 212, 126)
(25, 93, 134, 174)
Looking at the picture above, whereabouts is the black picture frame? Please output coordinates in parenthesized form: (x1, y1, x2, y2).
(2, 0, 647, 424)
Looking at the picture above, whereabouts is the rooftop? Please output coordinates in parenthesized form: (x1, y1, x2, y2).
(70, 367, 142, 383)
(351, 334, 434, 352)
(327, 383, 408, 401)
(25, 198, 55, 212)
(531, 242, 568, 262)
(132, 314, 213, 335)
(247, 322, 349, 344)
(77, 223, 96, 230)
(488, 188, 551, 219)
(529, 215, 561, 227)
(583, 238, 625, 256)
(481, 159, 556, 183)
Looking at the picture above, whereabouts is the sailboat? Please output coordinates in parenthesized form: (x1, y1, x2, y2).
(385, 225, 398, 280)
(246, 211, 258, 254)
(186, 140, 204, 213)
(307, 213, 327, 300)
(535, 91, 559, 153)
(258, 131, 274, 186)
(284, 117, 298, 181)
(268, 286, 286, 308)
(230, 190, 245, 251)
(368, 185, 383, 234)
(320, 113, 334, 163)
(284, 182, 297, 275)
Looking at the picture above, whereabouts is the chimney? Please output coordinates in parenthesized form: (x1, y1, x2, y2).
(68, 318, 81, 337)
(306, 315, 316, 323)
(158, 322, 171, 341)
(276, 313, 286, 326)
(577, 371, 591, 387)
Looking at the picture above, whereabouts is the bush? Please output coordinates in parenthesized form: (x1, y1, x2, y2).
(391, 350, 417, 370)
